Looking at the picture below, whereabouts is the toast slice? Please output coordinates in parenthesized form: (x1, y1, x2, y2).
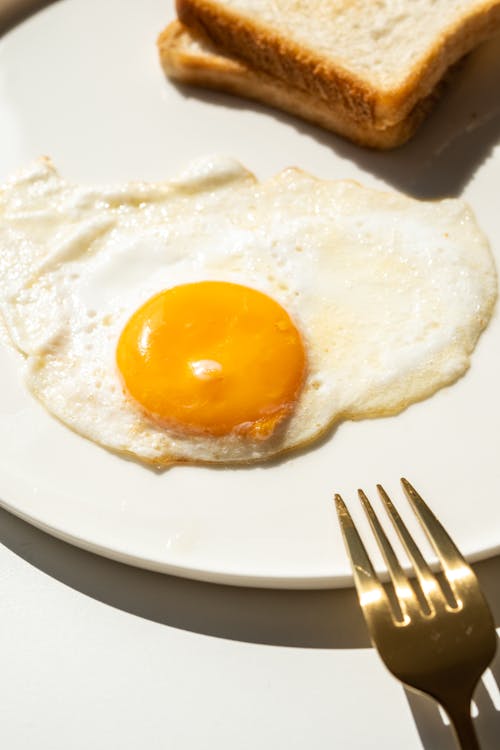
(158, 21, 445, 149)
(175, 0, 500, 131)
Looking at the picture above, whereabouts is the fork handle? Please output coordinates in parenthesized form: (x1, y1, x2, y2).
(446, 703, 480, 750)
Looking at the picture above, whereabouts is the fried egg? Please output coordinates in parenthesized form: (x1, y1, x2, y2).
(0, 156, 496, 466)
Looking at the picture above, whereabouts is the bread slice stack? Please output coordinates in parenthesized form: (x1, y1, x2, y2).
(158, 0, 500, 149)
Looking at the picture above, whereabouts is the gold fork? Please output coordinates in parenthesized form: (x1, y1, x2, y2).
(335, 478, 497, 750)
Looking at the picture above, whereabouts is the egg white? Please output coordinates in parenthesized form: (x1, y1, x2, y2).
(0, 156, 496, 465)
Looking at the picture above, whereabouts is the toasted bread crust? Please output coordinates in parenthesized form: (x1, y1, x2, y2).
(158, 21, 445, 149)
(176, 0, 500, 127)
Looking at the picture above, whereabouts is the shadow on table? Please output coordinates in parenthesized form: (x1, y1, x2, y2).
(0, 505, 371, 648)
(2, 504, 499, 747)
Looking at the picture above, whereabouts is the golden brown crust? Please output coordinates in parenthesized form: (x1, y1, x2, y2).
(158, 21, 445, 149)
(381, 3, 500, 122)
(176, 0, 500, 127)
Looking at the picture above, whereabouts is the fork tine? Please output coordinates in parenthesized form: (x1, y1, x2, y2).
(334, 493, 389, 614)
(377, 483, 449, 611)
(358, 489, 420, 621)
(400, 478, 482, 602)
(401, 478, 469, 570)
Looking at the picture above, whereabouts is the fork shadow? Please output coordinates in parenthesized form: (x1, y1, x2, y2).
(405, 553, 500, 749)
(405, 654, 500, 750)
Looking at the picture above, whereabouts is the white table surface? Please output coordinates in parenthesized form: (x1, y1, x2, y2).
(0, 1, 499, 747)
(0, 505, 498, 749)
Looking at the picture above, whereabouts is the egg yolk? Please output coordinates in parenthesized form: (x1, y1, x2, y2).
(116, 281, 306, 439)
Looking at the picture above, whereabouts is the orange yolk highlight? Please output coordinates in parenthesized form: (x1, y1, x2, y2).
(116, 281, 306, 438)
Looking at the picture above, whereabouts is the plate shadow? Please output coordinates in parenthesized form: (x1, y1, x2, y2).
(0, 505, 499, 655)
(0, 0, 57, 37)
(0, 504, 371, 648)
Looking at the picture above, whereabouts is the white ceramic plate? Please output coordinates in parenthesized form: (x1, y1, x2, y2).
(0, 0, 499, 588)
